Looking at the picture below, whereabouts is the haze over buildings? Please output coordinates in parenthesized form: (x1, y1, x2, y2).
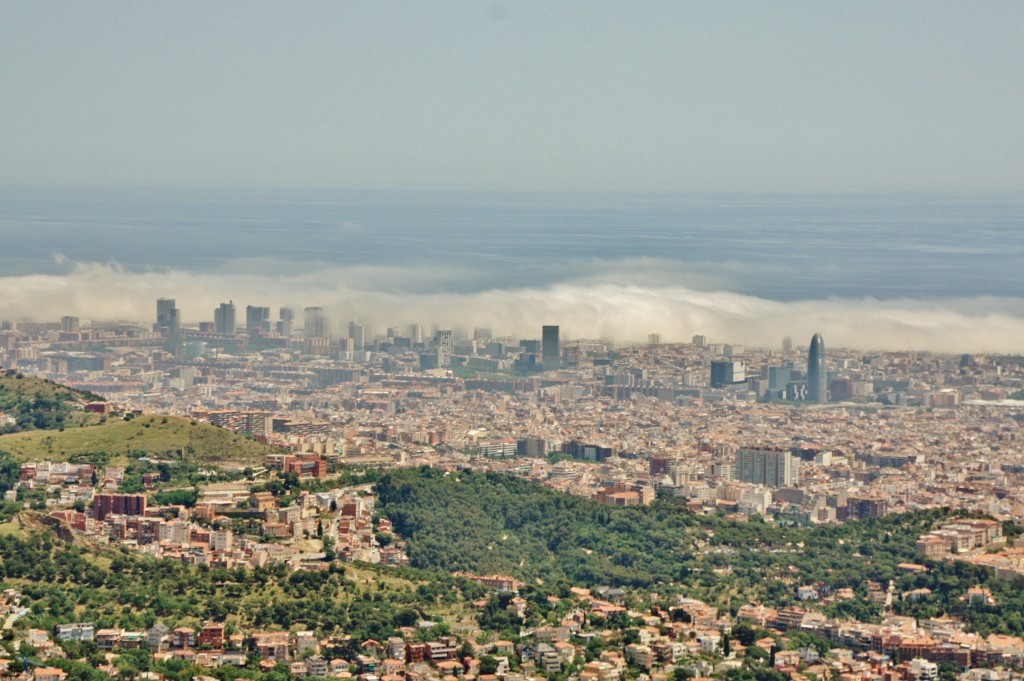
(5, 257, 1024, 352)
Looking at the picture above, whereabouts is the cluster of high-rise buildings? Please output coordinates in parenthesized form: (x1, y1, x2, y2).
(710, 332, 828, 403)
(149, 299, 563, 373)
(157, 299, 300, 339)
(162, 301, 833, 403)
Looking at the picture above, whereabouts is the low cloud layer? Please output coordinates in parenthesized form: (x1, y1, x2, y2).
(1, 260, 1022, 354)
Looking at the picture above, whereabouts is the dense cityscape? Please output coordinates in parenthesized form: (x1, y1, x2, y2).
(0, 300, 1023, 680)
(4, 300, 1024, 526)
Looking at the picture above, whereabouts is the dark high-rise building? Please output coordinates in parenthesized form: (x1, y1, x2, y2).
(521, 339, 541, 354)
(245, 305, 270, 335)
(61, 316, 80, 333)
(710, 360, 745, 388)
(277, 307, 294, 336)
(807, 332, 827, 403)
(214, 301, 237, 335)
(767, 365, 792, 392)
(542, 325, 560, 371)
(155, 298, 180, 337)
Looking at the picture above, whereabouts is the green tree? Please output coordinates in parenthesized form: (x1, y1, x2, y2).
(479, 655, 500, 675)
(733, 623, 756, 647)
(672, 668, 693, 681)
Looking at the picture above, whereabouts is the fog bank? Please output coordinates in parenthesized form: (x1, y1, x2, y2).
(1, 260, 1021, 354)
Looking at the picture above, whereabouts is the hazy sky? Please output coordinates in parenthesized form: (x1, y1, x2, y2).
(2, 2, 1023, 191)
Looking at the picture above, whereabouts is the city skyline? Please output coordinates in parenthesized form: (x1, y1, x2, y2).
(3, 282, 1023, 355)
(3, 306, 1017, 411)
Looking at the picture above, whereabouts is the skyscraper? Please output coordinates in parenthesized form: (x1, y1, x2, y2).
(767, 365, 793, 392)
(542, 325, 560, 371)
(245, 306, 270, 335)
(736, 448, 797, 487)
(304, 307, 330, 338)
(155, 298, 180, 337)
(214, 301, 236, 335)
(807, 332, 827, 404)
(61, 316, 81, 333)
(434, 329, 453, 367)
(277, 307, 294, 336)
(710, 360, 745, 388)
(349, 321, 365, 350)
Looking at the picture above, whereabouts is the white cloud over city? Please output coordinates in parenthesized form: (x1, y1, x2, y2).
(2, 260, 1022, 354)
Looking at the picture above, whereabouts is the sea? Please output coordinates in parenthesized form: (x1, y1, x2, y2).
(1, 186, 1023, 302)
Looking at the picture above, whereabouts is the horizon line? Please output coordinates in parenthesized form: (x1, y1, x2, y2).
(2, 183, 1024, 198)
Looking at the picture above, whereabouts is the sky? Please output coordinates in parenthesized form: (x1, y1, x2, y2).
(2, 1, 1024, 192)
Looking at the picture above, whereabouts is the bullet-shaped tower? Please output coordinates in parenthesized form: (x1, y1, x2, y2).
(807, 333, 827, 404)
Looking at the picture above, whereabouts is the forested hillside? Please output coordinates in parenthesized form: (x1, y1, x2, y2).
(376, 467, 1024, 635)
(0, 372, 103, 434)
(0, 522, 486, 646)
